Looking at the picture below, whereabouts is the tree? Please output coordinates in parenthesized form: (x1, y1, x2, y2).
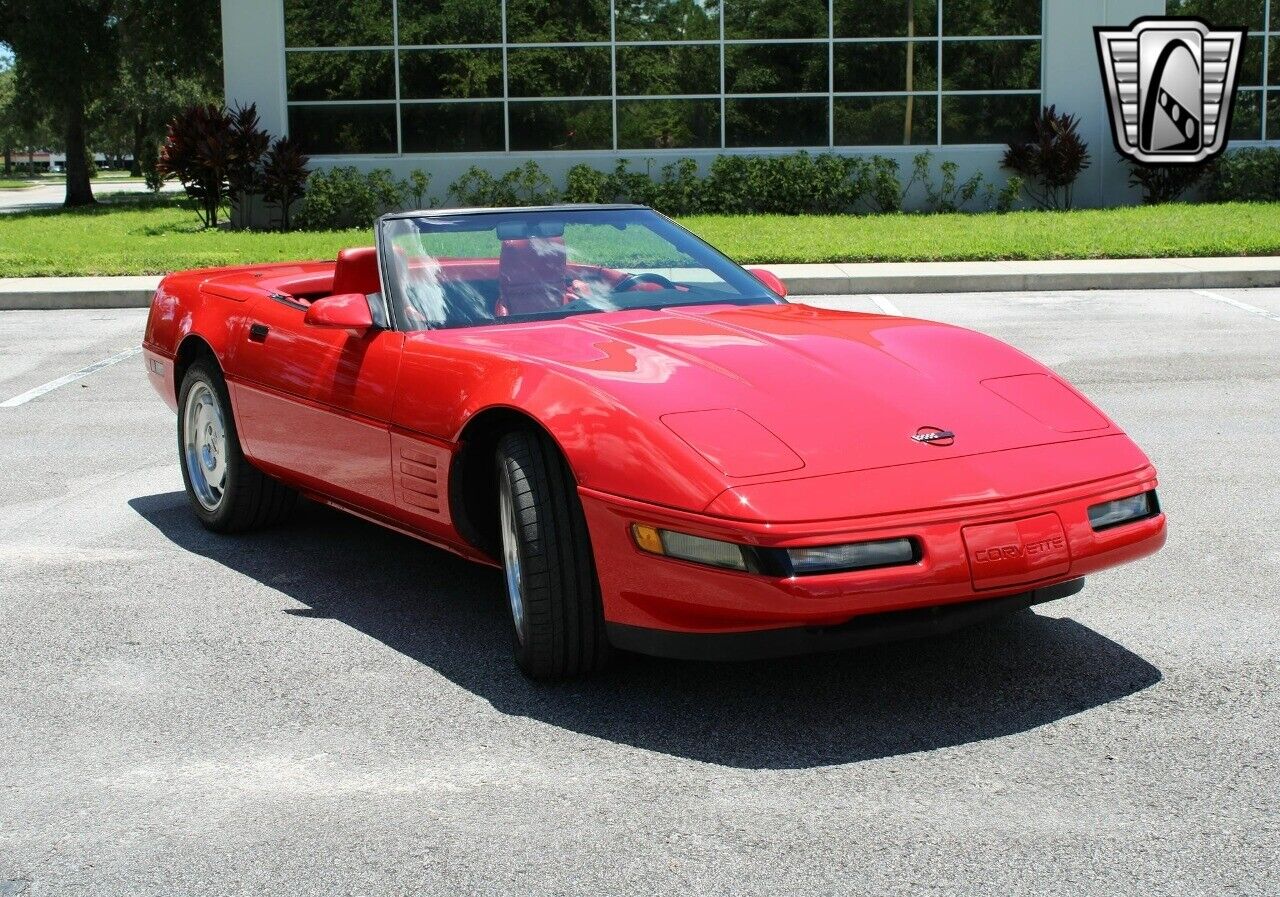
(110, 0, 221, 175)
(0, 0, 118, 205)
(0, 66, 15, 175)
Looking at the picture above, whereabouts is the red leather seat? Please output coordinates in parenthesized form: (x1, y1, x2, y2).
(332, 247, 382, 297)
(496, 237, 568, 316)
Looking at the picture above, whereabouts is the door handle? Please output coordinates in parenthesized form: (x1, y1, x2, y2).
(248, 323, 269, 343)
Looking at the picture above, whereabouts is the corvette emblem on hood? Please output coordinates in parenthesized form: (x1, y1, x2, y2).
(912, 427, 956, 446)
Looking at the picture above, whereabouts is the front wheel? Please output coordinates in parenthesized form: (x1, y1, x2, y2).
(496, 429, 611, 681)
(178, 359, 296, 533)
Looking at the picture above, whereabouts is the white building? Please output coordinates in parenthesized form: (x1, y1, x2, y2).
(219, 0, 1279, 207)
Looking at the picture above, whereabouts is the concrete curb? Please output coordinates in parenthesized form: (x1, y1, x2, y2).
(0, 276, 163, 310)
(2, 257, 1278, 309)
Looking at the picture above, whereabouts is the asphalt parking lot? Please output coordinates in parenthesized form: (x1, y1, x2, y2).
(1, 288, 1277, 896)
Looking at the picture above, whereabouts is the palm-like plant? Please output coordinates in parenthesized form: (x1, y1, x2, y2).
(260, 136, 311, 232)
(158, 103, 235, 228)
(1002, 105, 1092, 210)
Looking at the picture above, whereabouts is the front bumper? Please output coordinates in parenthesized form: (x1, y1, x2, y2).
(578, 458, 1166, 647)
(607, 578, 1084, 661)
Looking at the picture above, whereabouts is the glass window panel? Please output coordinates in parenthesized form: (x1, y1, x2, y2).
(725, 43, 828, 94)
(507, 47, 612, 97)
(286, 51, 395, 101)
(402, 102, 505, 152)
(834, 40, 937, 93)
(284, 0, 392, 47)
(1270, 37, 1280, 86)
(724, 0, 828, 40)
(615, 0, 720, 41)
(834, 95, 937, 145)
(725, 97, 828, 146)
(288, 104, 397, 154)
(397, 0, 503, 45)
(942, 39, 1040, 91)
(505, 0, 610, 42)
(1166, 0, 1264, 32)
(618, 99, 722, 147)
(941, 0, 1040, 37)
(1230, 88, 1263, 139)
(941, 93, 1038, 144)
(400, 49, 504, 99)
(617, 45, 720, 96)
(1268, 92, 1280, 141)
(508, 100, 613, 149)
(1237, 34, 1263, 86)
(833, 0, 937, 39)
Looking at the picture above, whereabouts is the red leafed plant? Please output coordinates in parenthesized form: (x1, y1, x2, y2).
(1002, 105, 1092, 210)
(260, 136, 311, 232)
(158, 104, 236, 228)
(228, 103, 271, 227)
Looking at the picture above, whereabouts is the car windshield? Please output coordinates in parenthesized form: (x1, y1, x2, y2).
(378, 207, 782, 330)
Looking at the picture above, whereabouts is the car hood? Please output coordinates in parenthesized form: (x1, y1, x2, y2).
(442, 302, 1121, 483)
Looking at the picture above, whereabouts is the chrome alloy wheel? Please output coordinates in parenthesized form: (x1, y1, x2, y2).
(183, 381, 228, 511)
(498, 470, 528, 644)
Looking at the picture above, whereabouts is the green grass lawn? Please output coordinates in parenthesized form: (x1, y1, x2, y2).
(2, 196, 1280, 277)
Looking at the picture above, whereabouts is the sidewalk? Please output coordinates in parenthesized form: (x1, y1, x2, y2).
(2, 256, 1279, 310)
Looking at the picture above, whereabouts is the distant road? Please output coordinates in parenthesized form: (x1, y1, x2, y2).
(0, 179, 183, 213)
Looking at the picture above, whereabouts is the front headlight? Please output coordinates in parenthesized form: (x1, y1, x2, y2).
(785, 538, 916, 574)
(631, 525, 916, 576)
(1088, 490, 1159, 530)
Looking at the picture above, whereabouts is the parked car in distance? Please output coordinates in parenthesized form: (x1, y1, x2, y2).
(143, 205, 1167, 680)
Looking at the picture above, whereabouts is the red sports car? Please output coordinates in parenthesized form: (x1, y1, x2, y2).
(143, 205, 1167, 680)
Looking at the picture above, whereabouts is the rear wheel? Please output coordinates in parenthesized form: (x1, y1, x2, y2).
(178, 359, 296, 533)
(496, 429, 611, 680)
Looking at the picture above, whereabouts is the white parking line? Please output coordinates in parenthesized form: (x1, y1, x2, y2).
(1, 346, 142, 408)
(871, 296, 904, 316)
(1193, 289, 1280, 324)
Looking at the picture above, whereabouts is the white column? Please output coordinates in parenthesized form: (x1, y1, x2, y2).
(1043, 0, 1165, 207)
(221, 0, 289, 139)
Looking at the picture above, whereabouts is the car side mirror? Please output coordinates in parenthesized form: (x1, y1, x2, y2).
(746, 268, 788, 298)
(304, 293, 374, 332)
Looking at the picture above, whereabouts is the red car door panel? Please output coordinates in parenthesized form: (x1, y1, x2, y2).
(230, 296, 403, 513)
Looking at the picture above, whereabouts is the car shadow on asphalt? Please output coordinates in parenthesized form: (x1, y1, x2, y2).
(130, 492, 1163, 770)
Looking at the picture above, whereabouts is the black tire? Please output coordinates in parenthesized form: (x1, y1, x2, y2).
(495, 429, 611, 681)
(177, 358, 297, 533)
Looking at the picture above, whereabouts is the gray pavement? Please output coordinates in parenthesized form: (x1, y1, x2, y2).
(0, 179, 183, 213)
(0, 289, 1277, 896)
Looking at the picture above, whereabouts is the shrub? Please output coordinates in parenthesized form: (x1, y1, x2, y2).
(909, 151, 985, 213)
(367, 168, 409, 212)
(406, 168, 432, 208)
(1206, 147, 1280, 202)
(158, 103, 236, 228)
(702, 152, 876, 214)
(227, 103, 270, 228)
(652, 157, 705, 215)
(1127, 160, 1207, 205)
(297, 167, 374, 230)
(260, 137, 311, 232)
(140, 141, 165, 193)
(985, 175, 1023, 213)
(1002, 105, 1091, 210)
(863, 156, 903, 213)
(564, 163, 611, 204)
(449, 161, 559, 207)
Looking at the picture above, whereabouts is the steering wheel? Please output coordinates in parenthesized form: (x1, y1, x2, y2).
(614, 272, 677, 293)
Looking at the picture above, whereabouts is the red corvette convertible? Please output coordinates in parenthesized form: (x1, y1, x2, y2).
(143, 205, 1166, 679)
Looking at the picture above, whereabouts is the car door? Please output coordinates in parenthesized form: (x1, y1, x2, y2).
(229, 294, 404, 516)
